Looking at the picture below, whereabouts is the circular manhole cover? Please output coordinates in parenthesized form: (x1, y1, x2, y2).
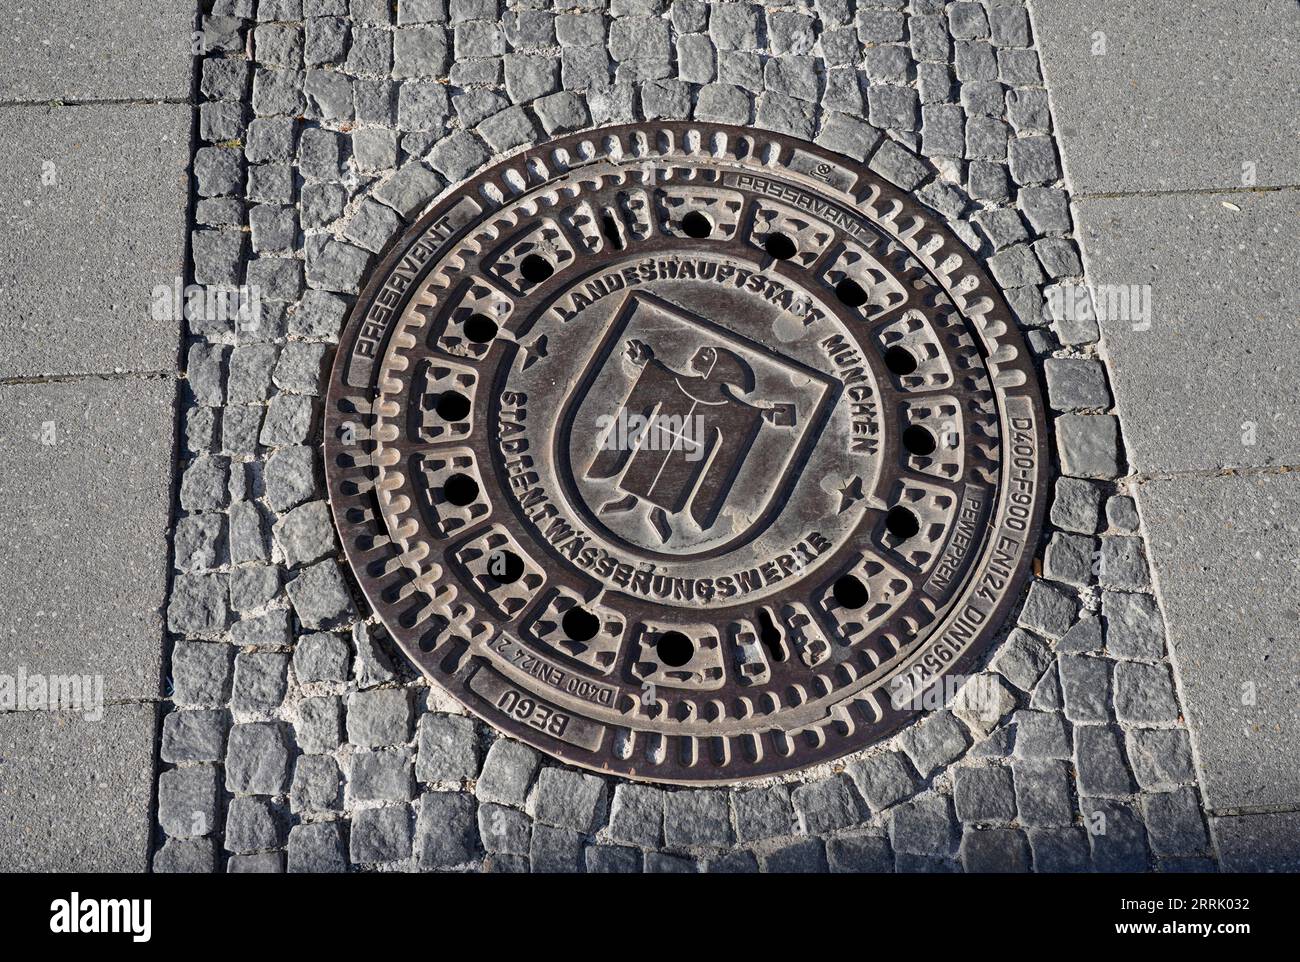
(325, 122, 1047, 783)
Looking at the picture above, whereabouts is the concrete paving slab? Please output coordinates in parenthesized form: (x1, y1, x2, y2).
(0, 0, 194, 102)
(1211, 811, 1300, 871)
(0, 377, 176, 703)
(1030, 0, 1300, 194)
(0, 703, 156, 871)
(1073, 189, 1300, 475)
(0, 103, 190, 378)
(1138, 471, 1300, 813)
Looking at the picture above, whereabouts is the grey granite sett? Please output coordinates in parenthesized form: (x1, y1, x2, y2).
(990, 628, 1052, 691)
(530, 767, 608, 833)
(1013, 711, 1071, 761)
(416, 713, 479, 784)
(1081, 798, 1150, 872)
(225, 722, 292, 795)
(288, 822, 348, 873)
(154, 838, 218, 874)
(1013, 759, 1073, 827)
(225, 796, 283, 854)
(293, 632, 350, 684)
(664, 789, 732, 849)
(762, 837, 828, 873)
(161, 710, 230, 765)
(1018, 580, 1076, 638)
(960, 827, 1030, 873)
(351, 806, 413, 863)
(607, 782, 664, 848)
(899, 711, 968, 777)
(476, 738, 541, 808)
(478, 803, 531, 856)
(231, 651, 290, 712)
(158, 763, 220, 840)
(1114, 662, 1180, 725)
(1058, 655, 1111, 724)
(348, 749, 413, 804)
(529, 824, 583, 873)
(953, 766, 1015, 823)
(1027, 826, 1089, 872)
(731, 784, 793, 842)
(294, 696, 344, 755)
(792, 776, 861, 835)
(889, 795, 956, 857)
(348, 689, 413, 749)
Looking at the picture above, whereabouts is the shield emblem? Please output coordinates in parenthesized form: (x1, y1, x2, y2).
(561, 292, 835, 555)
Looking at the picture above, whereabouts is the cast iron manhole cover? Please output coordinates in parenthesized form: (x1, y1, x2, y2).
(325, 122, 1047, 783)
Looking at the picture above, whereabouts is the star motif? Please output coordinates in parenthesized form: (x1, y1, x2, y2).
(521, 335, 548, 370)
(836, 475, 866, 513)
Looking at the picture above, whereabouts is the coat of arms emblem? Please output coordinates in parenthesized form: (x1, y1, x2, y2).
(564, 291, 835, 553)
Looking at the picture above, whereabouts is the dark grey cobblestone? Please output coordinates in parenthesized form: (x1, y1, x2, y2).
(606, 782, 664, 848)
(953, 766, 1015, 823)
(161, 709, 229, 764)
(762, 837, 828, 873)
(960, 827, 1030, 872)
(415, 713, 479, 784)
(225, 796, 283, 853)
(290, 755, 341, 813)
(731, 784, 793, 841)
(664, 789, 732, 849)
(1013, 758, 1074, 826)
(158, 0, 1203, 874)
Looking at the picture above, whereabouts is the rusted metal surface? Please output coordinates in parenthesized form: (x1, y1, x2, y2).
(324, 123, 1048, 783)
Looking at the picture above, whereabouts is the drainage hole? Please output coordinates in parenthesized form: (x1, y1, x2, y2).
(520, 253, 554, 283)
(832, 574, 869, 609)
(600, 211, 625, 251)
(835, 277, 868, 307)
(884, 345, 918, 375)
(463, 313, 498, 343)
(885, 506, 921, 539)
(562, 606, 601, 642)
(681, 211, 713, 238)
(902, 424, 937, 456)
(443, 473, 480, 506)
(757, 608, 785, 662)
(656, 630, 694, 667)
(486, 549, 524, 585)
(435, 390, 471, 421)
(764, 232, 797, 260)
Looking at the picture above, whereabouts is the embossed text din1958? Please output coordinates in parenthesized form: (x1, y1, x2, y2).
(324, 123, 1048, 783)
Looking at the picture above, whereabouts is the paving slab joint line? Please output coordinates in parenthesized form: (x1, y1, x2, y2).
(1127, 464, 1300, 486)
(0, 370, 179, 387)
(1210, 804, 1300, 818)
(0, 97, 195, 109)
(1073, 184, 1300, 201)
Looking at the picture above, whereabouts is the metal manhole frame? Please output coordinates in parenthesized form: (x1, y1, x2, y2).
(324, 122, 1049, 784)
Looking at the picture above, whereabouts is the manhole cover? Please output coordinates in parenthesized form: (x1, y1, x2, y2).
(325, 122, 1047, 783)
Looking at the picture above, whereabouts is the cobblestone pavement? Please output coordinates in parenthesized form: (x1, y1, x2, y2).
(148, 0, 1223, 873)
